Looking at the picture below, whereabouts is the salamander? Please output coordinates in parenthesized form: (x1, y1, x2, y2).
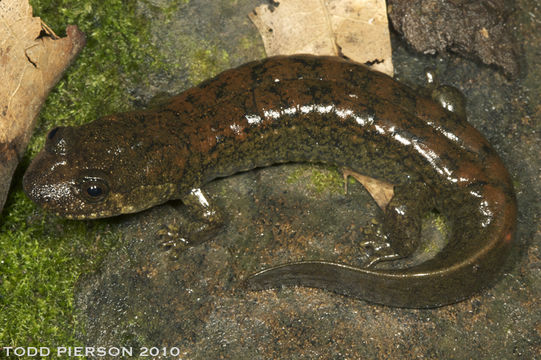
(23, 55, 517, 308)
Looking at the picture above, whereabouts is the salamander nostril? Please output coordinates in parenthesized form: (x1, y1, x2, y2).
(48, 127, 60, 139)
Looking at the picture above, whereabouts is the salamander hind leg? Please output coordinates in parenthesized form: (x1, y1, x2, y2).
(158, 188, 224, 253)
(361, 183, 435, 267)
(343, 169, 432, 267)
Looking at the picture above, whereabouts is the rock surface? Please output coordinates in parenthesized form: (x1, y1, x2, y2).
(387, 0, 520, 78)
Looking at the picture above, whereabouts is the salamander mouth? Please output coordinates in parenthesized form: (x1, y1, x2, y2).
(46, 196, 125, 219)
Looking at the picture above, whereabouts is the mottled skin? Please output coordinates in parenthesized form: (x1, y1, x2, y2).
(23, 55, 516, 308)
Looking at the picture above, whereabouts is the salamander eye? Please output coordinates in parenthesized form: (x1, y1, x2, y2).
(87, 184, 103, 197)
(80, 177, 109, 202)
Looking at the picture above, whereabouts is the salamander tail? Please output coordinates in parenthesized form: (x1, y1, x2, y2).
(243, 253, 508, 308)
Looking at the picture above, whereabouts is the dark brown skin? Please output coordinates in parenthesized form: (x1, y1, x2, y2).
(23, 55, 517, 308)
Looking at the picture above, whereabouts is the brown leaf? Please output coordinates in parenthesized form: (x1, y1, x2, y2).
(343, 168, 394, 210)
(0, 0, 86, 216)
(249, 0, 393, 75)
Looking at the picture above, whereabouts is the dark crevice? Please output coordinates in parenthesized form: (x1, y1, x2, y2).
(364, 59, 385, 66)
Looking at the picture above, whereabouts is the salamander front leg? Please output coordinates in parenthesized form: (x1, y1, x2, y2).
(159, 188, 224, 252)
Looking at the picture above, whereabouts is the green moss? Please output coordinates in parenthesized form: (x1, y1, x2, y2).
(512, 179, 521, 192)
(309, 168, 343, 194)
(286, 166, 344, 194)
(188, 46, 231, 84)
(286, 167, 304, 184)
(432, 212, 448, 236)
(0, 183, 120, 352)
(419, 211, 449, 255)
(239, 35, 257, 51)
(144, 0, 191, 22)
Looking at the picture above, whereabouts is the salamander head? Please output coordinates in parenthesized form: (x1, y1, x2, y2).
(23, 120, 181, 219)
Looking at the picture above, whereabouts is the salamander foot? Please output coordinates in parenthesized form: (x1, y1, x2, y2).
(158, 188, 224, 254)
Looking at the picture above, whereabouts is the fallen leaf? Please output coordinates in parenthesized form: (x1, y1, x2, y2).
(0, 0, 86, 216)
(249, 0, 393, 75)
(343, 168, 394, 210)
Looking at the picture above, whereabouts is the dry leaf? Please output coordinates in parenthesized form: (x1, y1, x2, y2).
(250, 0, 393, 75)
(343, 168, 394, 210)
(0, 0, 86, 216)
